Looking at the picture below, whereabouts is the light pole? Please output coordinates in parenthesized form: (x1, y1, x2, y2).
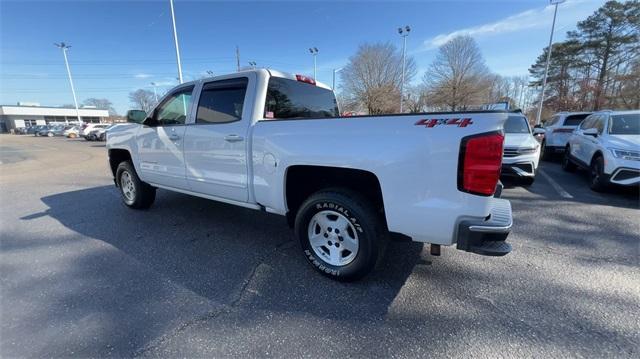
(332, 68, 343, 91)
(168, 0, 184, 84)
(150, 82, 158, 102)
(309, 47, 319, 79)
(536, 0, 565, 125)
(54, 42, 81, 125)
(206, 70, 214, 77)
(398, 25, 411, 113)
(249, 61, 257, 69)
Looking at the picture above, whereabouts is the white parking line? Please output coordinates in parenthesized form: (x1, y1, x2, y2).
(538, 169, 574, 199)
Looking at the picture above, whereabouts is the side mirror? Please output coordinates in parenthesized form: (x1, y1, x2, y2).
(126, 110, 147, 124)
(533, 128, 546, 135)
(583, 128, 598, 137)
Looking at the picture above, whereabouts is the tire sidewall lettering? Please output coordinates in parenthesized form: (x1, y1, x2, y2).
(314, 201, 364, 234)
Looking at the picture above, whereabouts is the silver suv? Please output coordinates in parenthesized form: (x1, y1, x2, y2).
(542, 112, 591, 160)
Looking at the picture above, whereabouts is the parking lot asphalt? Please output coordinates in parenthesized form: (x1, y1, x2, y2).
(1, 134, 638, 358)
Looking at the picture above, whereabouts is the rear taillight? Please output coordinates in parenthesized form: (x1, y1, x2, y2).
(458, 131, 504, 196)
(552, 128, 574, 133)
(295, 74, 316, 85)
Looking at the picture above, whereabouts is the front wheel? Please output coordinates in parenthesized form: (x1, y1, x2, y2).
(116, 161, 156, 209)
(295, 189, 385, 281)
(589, 156, 608, 192)
(47, 132, 54, 137)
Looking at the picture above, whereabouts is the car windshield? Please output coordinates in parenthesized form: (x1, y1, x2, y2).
(609, 114, 640, 135)
(504, 116, 530, 133)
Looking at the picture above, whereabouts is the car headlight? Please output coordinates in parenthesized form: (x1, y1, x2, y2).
(609, 148, 640, 161)
(518, 146, 538, 155)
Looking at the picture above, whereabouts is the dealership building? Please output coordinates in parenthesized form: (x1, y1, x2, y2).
(0, 104, 109, 132)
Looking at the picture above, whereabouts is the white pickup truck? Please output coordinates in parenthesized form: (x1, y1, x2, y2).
(107, 69, 513, 281)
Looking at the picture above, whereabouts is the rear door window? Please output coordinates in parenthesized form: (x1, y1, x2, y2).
(196, 78, 248, 124)
(563, 114, 589, 126)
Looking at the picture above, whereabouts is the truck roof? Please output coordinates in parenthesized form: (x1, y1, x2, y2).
(194, 68, 333, 90)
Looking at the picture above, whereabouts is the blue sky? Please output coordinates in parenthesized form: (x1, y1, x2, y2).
(1, 0, 605, 114)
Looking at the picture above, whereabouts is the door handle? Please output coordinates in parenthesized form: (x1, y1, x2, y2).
(169, 133, 180, 141)
(224, 134, 244, 142)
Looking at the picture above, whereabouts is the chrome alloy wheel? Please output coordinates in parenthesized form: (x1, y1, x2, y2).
(307, 210, 359, 266)
(120, 171, 136, 202)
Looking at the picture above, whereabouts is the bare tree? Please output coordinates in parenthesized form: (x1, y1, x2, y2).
(128, 89, 157, 113)
(83, 98, 117, 116)
(340, 42, 416, 114)
(422, 35, 490, 111)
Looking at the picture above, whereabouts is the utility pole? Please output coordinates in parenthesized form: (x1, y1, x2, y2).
(150, 82, 158, 102)
(54, 42, 81, 125)
(332, 68, 343, 91)
(398, 25, 411, 113)
(536, 0, 565, 125)
(236, 46, 240, 72)
(309, 47, 318, 79)
(169, 0, 183, 84)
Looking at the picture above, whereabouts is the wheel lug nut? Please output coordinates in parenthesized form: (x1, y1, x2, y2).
(328, 227, 332, 232)
(324, 233, 328, 238)
(335, 229, 340, 234)
(328, 241, 333, 246)
(335, 243, 340, 248)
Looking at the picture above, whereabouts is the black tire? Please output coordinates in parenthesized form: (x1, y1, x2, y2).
(115, 161, 156, 209)
(294, 189, 385, 281)
(521, 177, 535, 186)
(589, 156, 608, 192)
(541, 141, 553, 161)
(561, 147, 577, 172)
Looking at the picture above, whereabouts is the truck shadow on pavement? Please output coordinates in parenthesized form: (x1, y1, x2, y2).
(17, 185, 425, 344)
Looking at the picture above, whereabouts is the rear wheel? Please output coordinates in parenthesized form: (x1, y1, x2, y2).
(295, 189, 385, 281)
(589, 156, 608, 192)
(116, 161, 156, 209)
(561, 147, 577, 172)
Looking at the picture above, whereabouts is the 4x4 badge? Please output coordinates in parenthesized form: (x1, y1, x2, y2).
(415, 118, 473, 128)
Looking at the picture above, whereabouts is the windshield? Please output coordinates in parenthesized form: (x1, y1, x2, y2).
(264, 77, 339, 120)
(609, 114, 640, 135)
(504, 115, 530, 134)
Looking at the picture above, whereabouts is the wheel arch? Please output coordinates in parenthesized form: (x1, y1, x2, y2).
(108, 148, 132, 178)
(284, 165, 385, 228)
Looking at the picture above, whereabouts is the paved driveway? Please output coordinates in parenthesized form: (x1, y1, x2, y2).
(1, 135, 638, 357)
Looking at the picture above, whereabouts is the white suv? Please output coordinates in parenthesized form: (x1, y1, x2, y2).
(541, 112, 591, 160)
(501, 113, 543, 186)
(563, 110, 639, 191)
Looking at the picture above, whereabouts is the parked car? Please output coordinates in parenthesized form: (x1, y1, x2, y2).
(37, 125, 68, 137)
(80, 123, 109, 137)
(32, 125, 48, 136)
(83, 124, 110, 140)
(501, 113, 543, 186)
(541, 111, 591, 160)
(64, 126, 80, 138)
(563, 110, 639, 191)
(107, 69, 514, 281)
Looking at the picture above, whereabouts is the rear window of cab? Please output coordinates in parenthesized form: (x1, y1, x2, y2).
(264, 77, 339, 120)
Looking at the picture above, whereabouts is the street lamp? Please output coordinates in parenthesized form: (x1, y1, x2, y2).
(536, 0, 565, 125)
(332, 68, 343, 91)
(168, 0, 184, 84)
(206, 70, 214, 77)
(249, 61, 257, 69)
(54, 42, 81, 125)
(398, 25, 411, 113)
(150, 82, 158, 102)
(309, 47, 319, 79)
